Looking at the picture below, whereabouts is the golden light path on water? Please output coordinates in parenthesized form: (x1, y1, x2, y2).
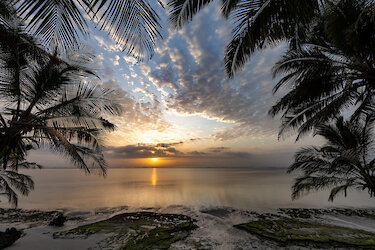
(151, 168, 157, 186)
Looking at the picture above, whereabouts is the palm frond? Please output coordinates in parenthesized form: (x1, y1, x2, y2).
(221, 0, 241, 18)
(168, 0, 213, 28)
(35, 83, 123, 118)
(83, 0, 163, 60)
(0, 170, 34, 206)
(0, 0, 14, 19)
(289, 114, 375, 201)
(74, 145, 107, 175)
(271, 0, 375, 138)
(328, 180, 356, 201)
(41, 126, 90, 173)
(11, 0, 88, 51)
(291, 175, 345, 200)
(224, 0, 319, 77)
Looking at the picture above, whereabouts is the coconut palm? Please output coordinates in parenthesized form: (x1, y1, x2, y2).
(0, 16, 122, 205)
(4, 0, 164, 59)
(167, 0, 321, 77)
(269, 0, 375, 139)
(288, 115, 375, 201)
(0, 157, 39, 207)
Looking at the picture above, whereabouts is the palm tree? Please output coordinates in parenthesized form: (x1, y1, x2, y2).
(0, 158, 38, 207)
(5, 0, 164, 60)
(288, 115, 375, 201)
(0, 16, 122, 205)
(269, 0, 375, 139)
(167, 0, 321, 77)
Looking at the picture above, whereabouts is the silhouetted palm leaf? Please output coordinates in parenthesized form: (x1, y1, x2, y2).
(12, 0, 88, 51)
(224, 0, 319, 77)
(0, 0, 12, 18)
(0, 170, 34, 206)
(270, 0, 375, 139)
(168, 0, 320, 77)
(168, 0, 213, 28)
(0, 17, 122, 205)
(10, 0, 163, 59)
(84, 0, 163, 60)
(289, 115, 375, 201)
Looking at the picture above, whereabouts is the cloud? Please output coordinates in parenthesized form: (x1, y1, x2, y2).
(93, 35, 121, 52)
(123, 55, 138, 65)
(208, 147, 229, 153)
(84, 3, 303, 167)
(110, 55, 120, 66)
(145, 3, 285, 141)
(156, 142, 183, 147)
(187, 149, 251, 159)
(86, 49, 171, 146)
(105, 143, 251, 160)
(105, 143, 183, 159)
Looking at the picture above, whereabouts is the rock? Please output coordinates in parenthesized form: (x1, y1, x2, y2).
(234, 217, 375, 248)
(54, 212, 198, 249)
(0, 208, 62, 224)
(49, 214, 67, 227)
(0, 228, 22, 249)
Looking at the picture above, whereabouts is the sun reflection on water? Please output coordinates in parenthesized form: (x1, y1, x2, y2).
(151, 168, 157, 186)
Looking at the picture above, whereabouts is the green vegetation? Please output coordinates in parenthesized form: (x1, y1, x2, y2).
(68, 221, 117, 235)
(235, 218, 375, 248)
(124, 221, 198, 250)
(54, 212, 198, 249)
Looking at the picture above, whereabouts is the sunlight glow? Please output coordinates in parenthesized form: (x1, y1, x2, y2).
(152, 158, 158, 162)
(151, 168, 157, 186)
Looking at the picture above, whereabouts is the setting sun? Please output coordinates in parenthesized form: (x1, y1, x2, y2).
(152, 158, 158, 162)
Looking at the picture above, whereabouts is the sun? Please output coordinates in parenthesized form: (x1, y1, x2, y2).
(152, 158, 158, 162)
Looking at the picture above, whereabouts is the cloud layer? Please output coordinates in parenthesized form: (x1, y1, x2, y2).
(144, 4, 285, 141)
(82, 2, 312, 168)
(105, 143, 252, 160)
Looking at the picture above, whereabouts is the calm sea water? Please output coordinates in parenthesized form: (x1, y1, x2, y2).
(8, 168, 375, 211)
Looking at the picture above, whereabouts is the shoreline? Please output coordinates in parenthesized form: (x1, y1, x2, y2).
(3, 205, 375, 249)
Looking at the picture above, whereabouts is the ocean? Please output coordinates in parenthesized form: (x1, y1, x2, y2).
(8, 167, 375, 211)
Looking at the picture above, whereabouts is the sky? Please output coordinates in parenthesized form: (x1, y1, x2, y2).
(29, 1, 322, 168)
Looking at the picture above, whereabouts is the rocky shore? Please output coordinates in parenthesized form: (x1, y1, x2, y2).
(2, 206, 375, 249)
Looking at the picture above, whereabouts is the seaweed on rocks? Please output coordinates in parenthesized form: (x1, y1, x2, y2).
(235, 217, 375, 248)
(54, 212, 198, 249)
